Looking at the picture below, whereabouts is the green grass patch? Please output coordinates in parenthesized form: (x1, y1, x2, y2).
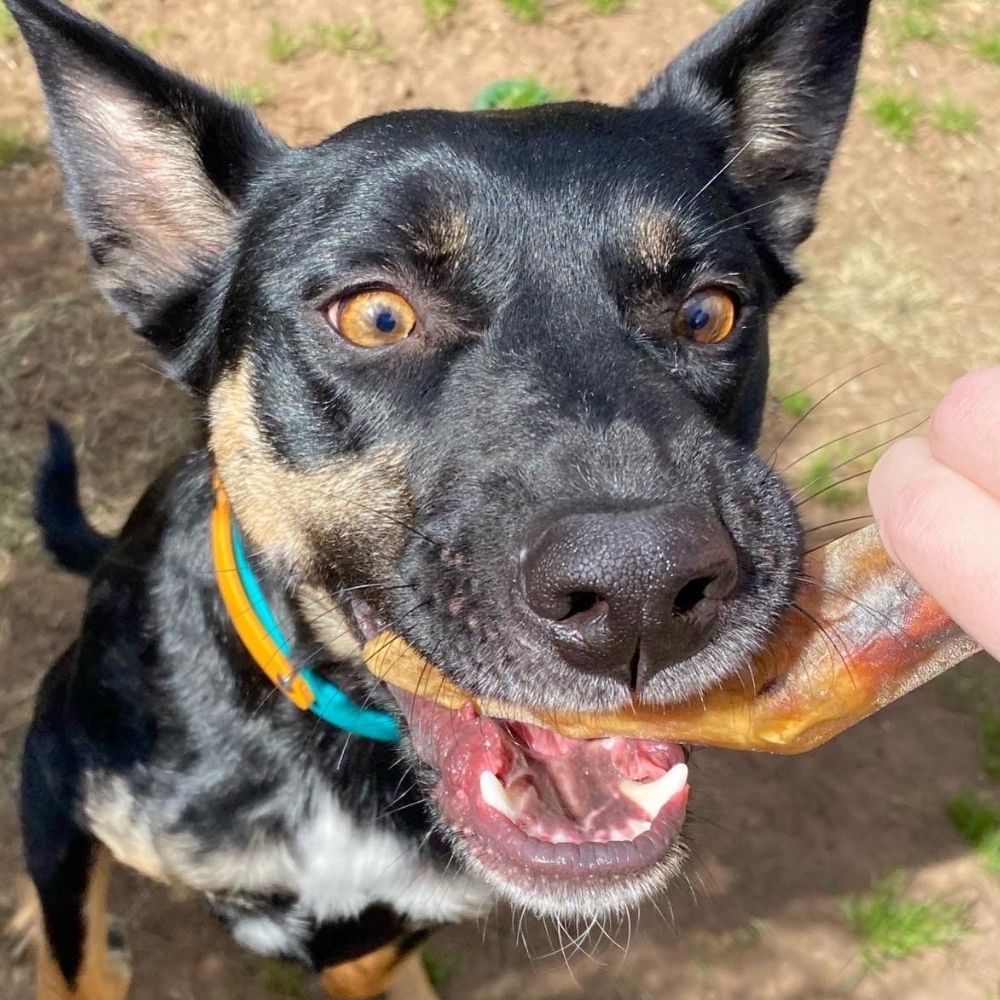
(842, 872, 969, 970)
(979, 714, 1000, 782)
(780, 389, 814, 420)
(797, 454, 858, 509)
(896, 11, 942, 43)
(223, 80, 273, 109)
(311, 19, 393, 61)
(258, 959, 310, 999)
(0, 124, 36, 170)
(1, 5, 19, 45)
(423, 0, 459, 25)
(584, 0, 627, 13)
(704, 0, 737, 12)
(135, 24, 177, 50)
(473, 78, 558, 109)
(930, 95, 980, 136)
(267, 17, 392, 64)
(267, 19, 307, 62)
(501, 0, 545, 24)
(970, 30, 1000, 65)
(423, 949, 461, 989)
(947, 793, 1000, 874)
(731, 917, 769, 950)
(936, 656, 1000, 720)
(867, 90, 922, 143)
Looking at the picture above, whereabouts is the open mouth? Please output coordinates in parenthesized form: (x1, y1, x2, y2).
(389, 685, 690, 880)
(349, 597, 690, 900)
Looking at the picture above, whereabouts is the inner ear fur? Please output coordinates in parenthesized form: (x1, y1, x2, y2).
(8, 0, 282, 358)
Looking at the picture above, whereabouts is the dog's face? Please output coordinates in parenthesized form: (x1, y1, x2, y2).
(12, 0, 869, 919)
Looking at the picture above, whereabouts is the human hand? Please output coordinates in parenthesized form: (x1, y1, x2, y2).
(868, 367, 1000, 661)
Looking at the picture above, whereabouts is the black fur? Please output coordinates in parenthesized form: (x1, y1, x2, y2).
(9, 0, 871, 989)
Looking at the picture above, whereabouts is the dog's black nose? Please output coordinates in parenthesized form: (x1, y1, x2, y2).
(519, 504, 739, 691)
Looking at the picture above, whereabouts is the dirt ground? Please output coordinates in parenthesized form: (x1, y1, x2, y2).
(2, 0, 1000, 997)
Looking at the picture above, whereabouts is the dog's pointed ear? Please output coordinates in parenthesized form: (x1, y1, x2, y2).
(634, 0, 871, 265)
(6, 0, 282, 342)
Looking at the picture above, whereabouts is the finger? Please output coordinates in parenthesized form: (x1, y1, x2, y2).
(927, 367, 1000, 500)
(869, 436, 1000, 660)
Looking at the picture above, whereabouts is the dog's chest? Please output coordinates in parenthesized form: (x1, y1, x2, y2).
(85, 773, 490, 957)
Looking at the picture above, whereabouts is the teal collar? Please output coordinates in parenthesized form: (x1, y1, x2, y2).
(213, 484, 399, 744)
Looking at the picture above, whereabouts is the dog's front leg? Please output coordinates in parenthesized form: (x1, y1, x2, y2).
(31, 844, 132, 1000)
(318, 944, 440, 1000)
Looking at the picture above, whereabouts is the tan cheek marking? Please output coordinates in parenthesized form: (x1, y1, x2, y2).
(298, 585, 362, 661)
(208, 363, 413, 575)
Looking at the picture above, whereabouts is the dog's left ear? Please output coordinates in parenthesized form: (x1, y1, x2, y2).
(7, 0, 283, 369)
(635, 0, 871, 266)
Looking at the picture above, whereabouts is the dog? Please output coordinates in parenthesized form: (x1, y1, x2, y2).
(7, 0, 871, 996)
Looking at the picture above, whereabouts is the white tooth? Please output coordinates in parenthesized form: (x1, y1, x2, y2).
(479, 771, 521, 823)
(619, 762, 689, 819)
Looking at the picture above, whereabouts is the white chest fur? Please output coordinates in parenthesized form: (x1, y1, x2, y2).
(86, 773, 491, 958)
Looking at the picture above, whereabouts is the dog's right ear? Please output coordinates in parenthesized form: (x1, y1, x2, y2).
(6, 0, 282, 371)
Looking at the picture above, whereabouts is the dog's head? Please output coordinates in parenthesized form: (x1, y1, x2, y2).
(12, 0, 869, 919)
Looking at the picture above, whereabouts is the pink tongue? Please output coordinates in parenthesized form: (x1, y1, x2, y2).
(504, 727, 669, 831)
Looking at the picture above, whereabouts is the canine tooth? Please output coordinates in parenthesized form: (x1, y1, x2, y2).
(479, 771, 521, 823)
(619, 762, 688, 819)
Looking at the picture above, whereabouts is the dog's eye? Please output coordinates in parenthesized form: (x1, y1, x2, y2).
(674, 288, 738, 345)
(328, 290, 418, 347)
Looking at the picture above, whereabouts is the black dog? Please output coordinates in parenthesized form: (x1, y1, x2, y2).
(8, 0, 870, 996)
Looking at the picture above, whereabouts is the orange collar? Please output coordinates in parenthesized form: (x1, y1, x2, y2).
(211, 480, 400, 742)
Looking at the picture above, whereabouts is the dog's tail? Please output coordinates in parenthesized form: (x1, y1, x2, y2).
(34, 421, 112, 576)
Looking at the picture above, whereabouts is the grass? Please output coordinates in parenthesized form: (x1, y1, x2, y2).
(842, 872, 969, 970)
(704, 0, 737, 12)
(970, 29, 1000, 65)
(584, 0, 627, 13)
(423, 949, 461, 989)
(980, 713, 1000, 782)
(867, 90, 922, 143)
(948, 793, 1000, 875)
(223, 80, 273, 109)
(779, 389, 814, 420)
(501, 0, 545, 24)
(135, 24, 176, 50)
(473, 78, 558, 109)
(930, 95, 980, 136)
(896, 11, 943, 43)
(311, 19, 393, 61)
(258, 959, 309, 999)
(731, 917, 769, 950)
(1, 5, 19, 45)
(423, 0, 459, 25)
(0, 124, 36, 170)
(936, 657, 1000, 721)
(267, 19, 306, 62)
(267, 18, 392, 64)
(797, 453, 859, 509)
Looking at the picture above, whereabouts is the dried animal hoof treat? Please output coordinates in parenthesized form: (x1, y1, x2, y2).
(362, 525, 980, 753)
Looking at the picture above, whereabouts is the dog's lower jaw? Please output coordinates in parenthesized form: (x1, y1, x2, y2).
(442, 824, 690, 922)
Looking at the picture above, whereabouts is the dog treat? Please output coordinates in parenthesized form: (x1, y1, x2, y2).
(362, 524, 980, 753)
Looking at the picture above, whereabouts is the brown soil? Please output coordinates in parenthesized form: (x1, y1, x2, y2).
(2, 1, 999, 998)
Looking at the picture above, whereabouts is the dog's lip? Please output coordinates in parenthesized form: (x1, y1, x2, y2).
(389, 682, 689, 878)
(346, 595, 386, 642)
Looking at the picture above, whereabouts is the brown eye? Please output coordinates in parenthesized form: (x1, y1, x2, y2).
(673, 288, 738, 344)
(329, 290, 418, 348)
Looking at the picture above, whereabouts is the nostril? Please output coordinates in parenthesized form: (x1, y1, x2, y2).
(553, 590, 606, 623)
(672, 576, 714, 617)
